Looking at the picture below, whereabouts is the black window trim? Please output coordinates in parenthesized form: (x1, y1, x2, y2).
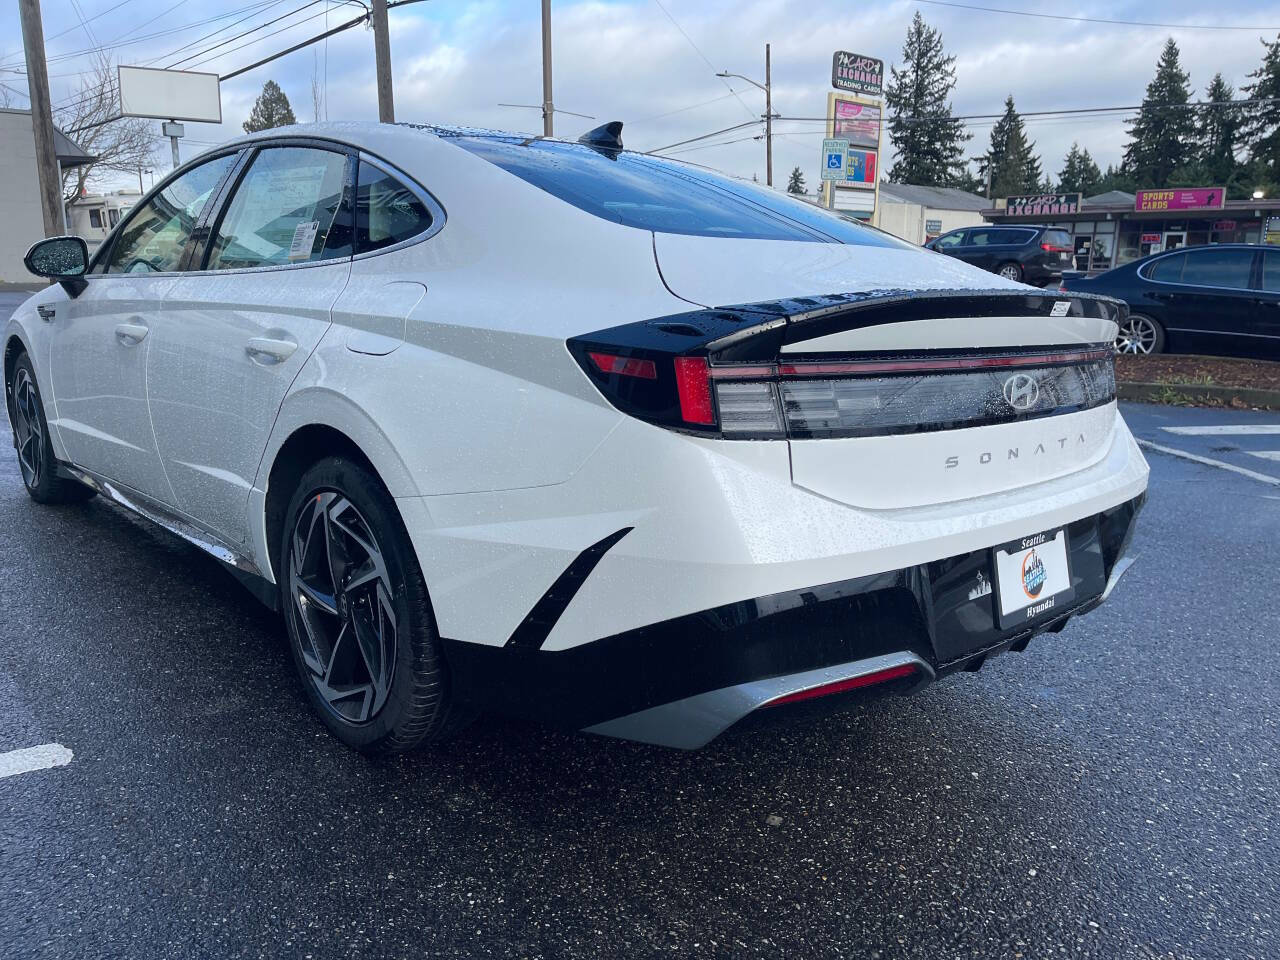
(352, 151, 447, 262)
(195, 138, 359, 276)
(1138, 246, 1260, 292)
(88, 145, 246, 279)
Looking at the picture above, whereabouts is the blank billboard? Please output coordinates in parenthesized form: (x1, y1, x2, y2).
(118, 66, 222, 123)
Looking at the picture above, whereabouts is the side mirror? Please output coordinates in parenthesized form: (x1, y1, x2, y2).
(24, 236, 89, 297)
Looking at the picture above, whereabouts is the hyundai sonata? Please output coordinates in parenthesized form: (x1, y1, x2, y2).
(5, 121, 1147, 751)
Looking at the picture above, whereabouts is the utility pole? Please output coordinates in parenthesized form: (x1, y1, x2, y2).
(541, 0, 554, 137)
(371, 0, 395, 123)
(764, 44, 772, 188)
(717, 46, 774, 187)
(18, 0, 63, 238)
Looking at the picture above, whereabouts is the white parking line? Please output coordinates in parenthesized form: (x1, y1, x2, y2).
(1137, 440, 1280, 487)
(0, 743, 73, 780)
(1248, 451, 1280, 462)
(1161, 425, 1280, 436)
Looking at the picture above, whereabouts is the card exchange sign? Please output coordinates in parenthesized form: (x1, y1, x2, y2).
(831, 51, 884, 96)
(1004, 193, 1081, 216)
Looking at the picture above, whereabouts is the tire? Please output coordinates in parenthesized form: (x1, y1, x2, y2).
(6, 353, 95, 504)
(996, 261, 1023, 282)
(280, 455, 469, 753)
(1115, 313, 1165, 354)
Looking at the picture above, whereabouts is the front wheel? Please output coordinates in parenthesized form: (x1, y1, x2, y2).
(7, 354, 95, 504)
(996, 262, 1023, 282)
(280, 456, 469, 753)
(1115, 313, 1165, 354)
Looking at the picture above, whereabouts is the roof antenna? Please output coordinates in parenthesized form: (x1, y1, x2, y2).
(578, 121, 624, 157)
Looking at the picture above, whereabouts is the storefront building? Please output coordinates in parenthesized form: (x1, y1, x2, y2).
(982, 188, 1277, 274)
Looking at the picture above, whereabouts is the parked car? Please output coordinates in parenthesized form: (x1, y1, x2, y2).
(1062, 244, 1280, 357)
(925, 224, 1074, 286)
(5, 122, 1148, 753)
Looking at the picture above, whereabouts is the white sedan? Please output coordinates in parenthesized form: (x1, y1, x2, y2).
(5, 121, 1148, 751)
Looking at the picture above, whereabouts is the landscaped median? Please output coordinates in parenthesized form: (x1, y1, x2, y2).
(1116, 355, 1280, 409)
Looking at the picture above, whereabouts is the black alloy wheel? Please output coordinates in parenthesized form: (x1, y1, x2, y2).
(7, 354, 95, 504)
(281, 456, 468, 752)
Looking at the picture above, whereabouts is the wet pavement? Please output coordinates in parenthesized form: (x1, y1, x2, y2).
(1, 288, 1277, 959)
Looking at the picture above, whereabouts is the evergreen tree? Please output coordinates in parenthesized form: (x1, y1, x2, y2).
(884, 13, 971, 186)
(1121, 38, 1195, 187)
(976, 96, 1044, 197)
(786, 166, 807, 194)
(1242, 35, 1280, 186)
(243, 80, 297, 134)
(1096, 164, 1138, 195)
(1058, 143, 1102, 195)
(1197, 73, 1242, 186)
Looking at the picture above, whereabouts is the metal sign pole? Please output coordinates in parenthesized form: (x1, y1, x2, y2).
(163, 120, 185, 170)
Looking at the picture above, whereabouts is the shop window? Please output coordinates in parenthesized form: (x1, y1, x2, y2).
(89, 209, 102, 229)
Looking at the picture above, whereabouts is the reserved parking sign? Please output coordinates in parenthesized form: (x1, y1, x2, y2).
(821, 138, 849, 180)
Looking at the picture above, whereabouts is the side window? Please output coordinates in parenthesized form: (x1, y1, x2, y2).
(1179, 249, 1254, 289)
(1263, 252, 1280, 292)
(355, 160, 434, 254)
(206, 147, 350, 271)
(992, 228, 1028, 245)
(934, 231, 966, 249)
(968, 228, 994, 246)
(89, 209, 102, 229)
(1146, 253, 1185, 283)
(108, 208, 120, 227)
(105, 153, 236, 274)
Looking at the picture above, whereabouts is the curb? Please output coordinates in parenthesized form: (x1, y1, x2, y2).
(1119, 380, 1280, 410)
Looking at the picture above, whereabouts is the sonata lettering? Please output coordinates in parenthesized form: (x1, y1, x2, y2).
(944, 434, 1088, 469)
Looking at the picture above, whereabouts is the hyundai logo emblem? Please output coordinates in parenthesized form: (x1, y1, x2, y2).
(1003, 373, 1040, 411)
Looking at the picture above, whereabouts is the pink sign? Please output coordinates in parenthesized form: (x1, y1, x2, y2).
(1135, 188, 1225, 212)
(833, 101, 880, 149)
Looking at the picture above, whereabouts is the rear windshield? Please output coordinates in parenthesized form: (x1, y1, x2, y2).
(1042, 229, 1071, 247)
(440, 131, 913, 248)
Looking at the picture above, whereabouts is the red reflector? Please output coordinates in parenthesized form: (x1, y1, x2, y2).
(674, 356, 715, 425)
(588, 351, 657, 380)
(764, 663, 918, 707)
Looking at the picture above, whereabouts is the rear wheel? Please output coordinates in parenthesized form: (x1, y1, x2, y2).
(1115, 313, 1164, 354)
(997, 262, 1023, 282)
(280, 456, 468, 752)
(7, 354, 95, 504)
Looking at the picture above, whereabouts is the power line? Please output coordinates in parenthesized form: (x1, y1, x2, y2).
(629, 90, 739, 125)
(646, 119, 763, 154)
(649, 0, 758, 123)
(914, 0, 1280, 31)
(171, 0, 326, 68)
(149, 0, 295, 67)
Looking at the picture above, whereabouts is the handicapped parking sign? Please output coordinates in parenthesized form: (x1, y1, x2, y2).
(821, 138, 850, 181)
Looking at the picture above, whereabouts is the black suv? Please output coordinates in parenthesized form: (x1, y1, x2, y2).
(924, 224, 1074, 286)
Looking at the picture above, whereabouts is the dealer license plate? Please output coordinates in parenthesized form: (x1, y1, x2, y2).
(992, 528, 1075, 629)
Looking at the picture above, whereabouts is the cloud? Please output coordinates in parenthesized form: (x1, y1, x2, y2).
(6, 0, 1280, 189)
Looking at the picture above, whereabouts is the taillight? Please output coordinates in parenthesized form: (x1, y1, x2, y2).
(588, 351, 657, 379)
(672, 356, 715, 425)
(1041, 243, 1071, 252)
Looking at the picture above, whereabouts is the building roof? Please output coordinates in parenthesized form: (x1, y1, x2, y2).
(0, 108, 95, 168)
(1083, 190, 1136, 207)
(880, 183, 990, 211)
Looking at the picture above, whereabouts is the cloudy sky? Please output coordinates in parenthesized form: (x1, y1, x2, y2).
(3, 0, 1280, 193)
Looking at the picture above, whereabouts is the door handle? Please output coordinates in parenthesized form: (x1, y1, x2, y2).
(245, 337, 298, 364)
(114, 322, 149, 346)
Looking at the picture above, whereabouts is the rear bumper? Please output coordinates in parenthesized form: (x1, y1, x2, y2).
(442, 492, 1145, 747)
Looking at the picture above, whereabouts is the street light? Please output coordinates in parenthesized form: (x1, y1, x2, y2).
(1253, 189, 1266, 200)
(716, 43, 774, 187)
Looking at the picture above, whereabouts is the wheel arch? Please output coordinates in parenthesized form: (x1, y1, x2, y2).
(254, 388, 423, 585)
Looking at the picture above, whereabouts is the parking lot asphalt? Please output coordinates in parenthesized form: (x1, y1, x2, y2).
(1, 293, 1276, 958)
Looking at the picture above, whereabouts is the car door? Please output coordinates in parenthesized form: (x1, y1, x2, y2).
(1157, 247, 1259, 357)
(1251, 250, 1280, 359)
(960, 227, 997, 271)
(145, 142, 355, 544)
(47, 153, 239, 500)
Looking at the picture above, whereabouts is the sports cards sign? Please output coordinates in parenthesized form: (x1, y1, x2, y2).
(831, 51, 884, 96)
(821, 139, 849, 181)
(844, 148, 877, 187)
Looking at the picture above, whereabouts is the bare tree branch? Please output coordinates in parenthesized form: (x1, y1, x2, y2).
(54, 53, 157, 205)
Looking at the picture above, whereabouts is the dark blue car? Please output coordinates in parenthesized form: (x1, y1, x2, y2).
(1061, 243, 1280, 358)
